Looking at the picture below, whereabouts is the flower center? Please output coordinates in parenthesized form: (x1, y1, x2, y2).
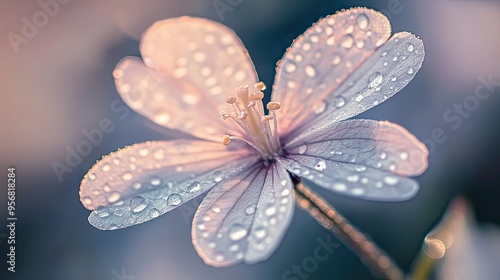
(220, 82, 281, 159)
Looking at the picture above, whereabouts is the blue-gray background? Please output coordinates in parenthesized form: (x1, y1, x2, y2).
(1, 0, 500, 279)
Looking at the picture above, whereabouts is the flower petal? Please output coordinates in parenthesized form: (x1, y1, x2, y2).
(272, 7, 391, 137)
(281, 119, 428, 201)
(117, 17, 258, 141)
(192, 161, 294, 266)
(79, 140, 257, 230)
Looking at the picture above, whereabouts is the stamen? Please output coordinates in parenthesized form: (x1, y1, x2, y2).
(220, 110, 230, 120)
(267, 101, 281, 111)
(254, 82, 266, 91)
(222, 135, 231, 146)
(249, 91, 264, 100)
(226, 96, 237, 104)
(238, 110, 248, 120)
(261, 115, 274, 122)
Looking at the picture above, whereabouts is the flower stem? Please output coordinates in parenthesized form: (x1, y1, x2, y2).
(293, 181, 404, 280)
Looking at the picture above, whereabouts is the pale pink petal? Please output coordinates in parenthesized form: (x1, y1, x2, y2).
(114, 57, 243, 142)
(272, 8, 391, 137)
(192, 161, 294, 266)
(79, 140, 257, 230)
(118, 17, 258, 140)
(280, 119, 428, 201)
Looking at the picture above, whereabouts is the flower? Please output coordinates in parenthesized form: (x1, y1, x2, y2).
(79, 7, 428, 267)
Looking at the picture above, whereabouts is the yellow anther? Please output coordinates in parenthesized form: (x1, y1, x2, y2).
(267, 101, 281, 111)
(261, 115, 274, 122)
(222, 135, 231, 146)
(254, 81, 266, 91)
(249, 91, 264, 101)
(226, 96, 237, 104)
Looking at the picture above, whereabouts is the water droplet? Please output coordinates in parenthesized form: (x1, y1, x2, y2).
(326, 35, 335, 45)
(355, 93, 364, 102)
(347, 175, 359, 182)
(188, 182, 201, 193)
(313, 101, 326, 114)
(332, 54, 342, 65)
(193, 51, 206, 62)
(130, 196, 147, 213)
(229, 244, 239, 252)
(351, 188, 365, 195)
(389, 164, 397, 171)
(380, 152, 387, 159)
(149, 208, 160, 218)
(122, 172, 133, 181)
(356, 13, 369, 30)
(245, 205, 256, 215)
(334, 96, 346, 107)
(109, 224, 118, 230)
(332, 183, 347, 192)
(399, 152, 409, 160)
(107, 192, 121, 203)
(298, 145, 307, 154)
(406, 42, 415, 52)
(182, 93, 200, 105)
(368, 72, 383, 89)
(305, 65, 316, 77)
(213, 171, 223, 182)
(384, 176, 399, 185)
(340, 34, 354, 49)
(361, 177, 369, 184)
(212, 206, 221, 213)
(407, 68, 414, 75)
(215, 254, 225, 262)
(285, 61, 297, 73)
(390, 76, 397, 82)
(132, 182, 142, 190)
(153, 149, 165, 160)
(229, 224, 248, 241)
(302, 43, 312, 51)
(281, 180, 287, 187)
(151, 177, 161, 186)
(381, 51, 388, 57)
(96, 207, 110, 218)
(356, 40, 365, 49)
(310, 35, 319, 43)
(167, 194, 182, 206)
(103, 184, 111, 192)
(254, 227, 267, 239)
(82, 196, 92, 205)
(265, 206, 276, 216)
(315, 160, 326, 171)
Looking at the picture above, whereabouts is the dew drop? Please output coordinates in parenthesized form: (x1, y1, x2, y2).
(122, 172, 133, 181)
(326, 36, 335, 46)
(82, 196, 92, 205)
(132, 182, 142, 190)
(150, 177, 161, 186)
(305, 65, 316, 77)
(406, 42, 415, 53)
(368, 72, 383, 89)
(332, 54, 342, 65)
(333, 183, 347, 192)
(334, 96, 346, 108)
(347, 175, 359, 182)
(340, 34, 354, 49)
(229, 244, 239, 252)
(313, 101, 326, 114)
(96, 207, 110, 218)
(149, 208, 160, 218)
(356, 13, 370, 30)
(355, 93, 364, 102)
(212, 206, 221, 213)
(298, 145, 307, 154)
(188, 182, 201, 193)
(265, 206, 276, 216)
(167, 194, 182, 206)
(281, 180, 288, 187)
(281, 189, 290, 196)
(351, 188, 365, 195)
(384, 176, 399, 185)
(302, 43, 312, 51)
(399, 152, 409, 160)
(193, 51, 206, 62)
(254, 227, 267, 239)
(245, 205, 256, 215)
(130, 196, 147, 213)
(355, 165, 367, 172)
(212, 171, 223, 182)
(107, 192, 121, 203)
(407, 68, 414, 75)
(153, 149, 165, 160)
(229, 224, 248, 241)
(315, 160, 326, 171)
(390, 76, 397, 82)
(285, 61, 297, 73)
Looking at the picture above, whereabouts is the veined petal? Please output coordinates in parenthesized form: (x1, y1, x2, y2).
(192, 161, 294, 266)
(79, 140, 257, 230)
(281, 119, 428, 201)
(272, 8, 391, 138)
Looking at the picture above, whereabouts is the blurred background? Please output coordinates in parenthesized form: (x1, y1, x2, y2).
(1, 0, 500, 279)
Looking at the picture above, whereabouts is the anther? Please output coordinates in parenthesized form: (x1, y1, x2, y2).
(249, 91, 264, 101)
(222, 135, 231, 146)
(220, 110, 230, 120)
(226, 96, 237, 104)
(247, 101, 256, 107)
(267, 101, 281, 111)
(238, 110, 248, 120)
(254, 82, 266, 91)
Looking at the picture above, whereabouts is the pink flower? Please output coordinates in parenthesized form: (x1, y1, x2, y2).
(80, 7, 428, 267)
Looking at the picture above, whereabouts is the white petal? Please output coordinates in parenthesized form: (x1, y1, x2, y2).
(192, 161, 294, 266)
(79, 140, 257, 230)
(116, 17, 258, 141)
(281, 119, 428, 201)
(272, 8, 391, 137)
